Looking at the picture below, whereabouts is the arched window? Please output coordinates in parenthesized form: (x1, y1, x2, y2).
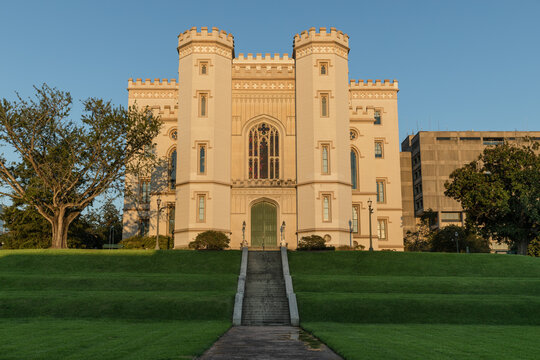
(351, 149, 358, 189)
(169, 149, 177, 190)
(248, 122, 279, 179)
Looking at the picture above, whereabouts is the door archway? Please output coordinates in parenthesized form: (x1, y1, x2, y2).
(250, 201, 277, 247)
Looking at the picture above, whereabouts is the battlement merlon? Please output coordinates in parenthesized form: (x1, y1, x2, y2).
(177, 26, 235, 54)
(233, 53, 294, 64)
(349, 79, 399, 91)
(293, 27, 349, 54)
(128, 78, 179, 90)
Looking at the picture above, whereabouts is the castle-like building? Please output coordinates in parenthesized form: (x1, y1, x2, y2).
(122, 27, 404, 250)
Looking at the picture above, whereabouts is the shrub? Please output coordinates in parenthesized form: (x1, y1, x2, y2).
(297, 235, 335, 251)
(120, 235, 174, 250)
(528, 238, 540, 257)
(431, 225, 490, 253)
(189, 231, 230, 250)
(337, 241, 365, 251)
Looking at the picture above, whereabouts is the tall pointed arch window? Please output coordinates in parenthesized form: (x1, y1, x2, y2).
(351, 149, 358, 190)
(248, 123, 279, 179)
(169, 149, 177, 190)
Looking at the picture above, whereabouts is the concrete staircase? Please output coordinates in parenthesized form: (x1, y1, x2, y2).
(241, 251, 290, 326)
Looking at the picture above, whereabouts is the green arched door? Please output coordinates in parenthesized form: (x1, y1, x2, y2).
(251, 202, 277, 247)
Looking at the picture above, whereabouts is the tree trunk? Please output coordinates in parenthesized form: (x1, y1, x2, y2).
(51, 209, 71, 249)
(516, 239, 529, 256)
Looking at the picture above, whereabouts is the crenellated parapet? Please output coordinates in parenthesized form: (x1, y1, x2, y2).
(293, 27, 349, 59)
(128, 78, 178, 89)
(349, 105, 376, 122)
(233, 53, 294, 80)
(349, 79, 399, 90)
(349, 79, 399, 100)
(177, 26, 235, 59)
(127, 78, 178, 101)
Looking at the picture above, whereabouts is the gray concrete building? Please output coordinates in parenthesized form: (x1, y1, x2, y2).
(400, 131, 540, 236)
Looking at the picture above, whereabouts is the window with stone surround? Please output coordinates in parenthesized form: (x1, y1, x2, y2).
(377, 218, 388, 240)
(248, 123, 279, 180)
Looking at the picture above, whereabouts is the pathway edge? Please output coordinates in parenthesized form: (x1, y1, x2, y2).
(232, 246, 248, 325)
(281, 246, 300, 326)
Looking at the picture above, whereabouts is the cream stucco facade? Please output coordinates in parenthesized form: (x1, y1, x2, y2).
(122, 27, 404, 250)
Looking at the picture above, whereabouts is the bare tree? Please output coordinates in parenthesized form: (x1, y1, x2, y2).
(0, 84, 162, 248)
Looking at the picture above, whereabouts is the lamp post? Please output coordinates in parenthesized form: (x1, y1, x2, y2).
(280, 221, 286, 247)
(242, 221, 246, 248)
(455, 231, 459, 253)
(368, 199, 374, 252)
(155, 197, 166, 250)
(348, 219, 352, 248)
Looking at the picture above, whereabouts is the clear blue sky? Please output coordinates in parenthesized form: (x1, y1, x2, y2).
(1, 0, 539, 142)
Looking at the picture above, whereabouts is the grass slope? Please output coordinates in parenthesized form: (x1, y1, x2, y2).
(0, 250, 241, 359)
(288, 252, 540, 360)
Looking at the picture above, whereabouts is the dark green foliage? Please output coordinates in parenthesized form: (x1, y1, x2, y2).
(297, 235, 335, 251)
(0, 199, 123, 249)
(404, 209, 437, 252)
(445, 141, 540, 255)
(120, 235, 174, 249)
(431, 225, 490, 253)
(189, 230, 230, 250)
(0, 84, 162, 248)
(528, 238, 540, 257)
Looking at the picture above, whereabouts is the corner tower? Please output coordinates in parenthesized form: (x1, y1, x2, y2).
(175, 27, 234, 247)
(294, 27, 352, 245)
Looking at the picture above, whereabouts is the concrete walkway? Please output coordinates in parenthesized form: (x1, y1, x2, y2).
(198, 326, 342, 359)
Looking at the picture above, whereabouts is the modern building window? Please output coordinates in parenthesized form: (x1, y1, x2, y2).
(376, 179, 386, 203)
(169, 149, 177, 190)
(139, 218, 149, 236)
(352, 204, 360, 234)
(322, 195, 331, 222)
(199, 93, 208, 117)
(375, 141, 383, 158)
(248, 122, 279, 179)
(351, 149, 358, 189)
(140, 180, 150, 204)
(320, 94, 329, 117)
(197, 195, 206, 222)
(377, 219, 387, 240)
(198, 144, 206, 174)
(441, 212, 462, 222)
(374, 110, 381, 125)
(322, 144, 330, 174)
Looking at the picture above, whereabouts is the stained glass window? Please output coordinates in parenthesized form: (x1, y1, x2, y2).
(248, 123, 279, 179)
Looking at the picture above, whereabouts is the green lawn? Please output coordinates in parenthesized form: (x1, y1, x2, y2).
(0, 250, 241, 359)
(288, 252, 540, 359)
